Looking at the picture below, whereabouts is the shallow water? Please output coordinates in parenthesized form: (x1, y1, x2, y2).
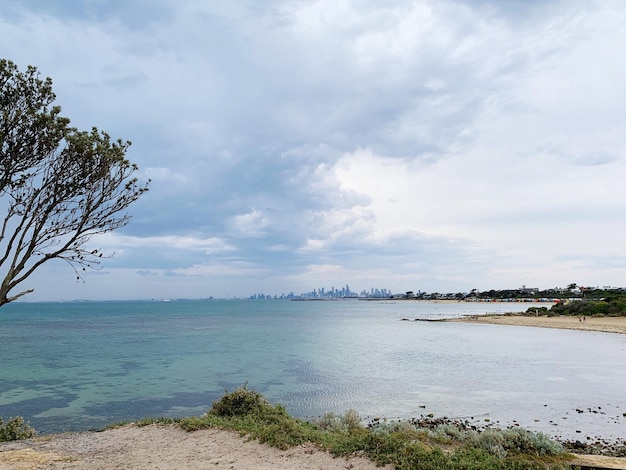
(1, 299, 624, 441)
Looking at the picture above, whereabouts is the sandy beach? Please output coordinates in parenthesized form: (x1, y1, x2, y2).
(0, 424, 388, 470)
(2, 424, 625, 470)
(450, 314, 626, 335)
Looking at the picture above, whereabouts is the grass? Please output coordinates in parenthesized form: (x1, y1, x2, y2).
(7, 387, 575, 469)
(115, 386, 573, 469)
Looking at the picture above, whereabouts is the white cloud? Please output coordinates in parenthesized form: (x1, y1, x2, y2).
(144, 167, 188, 183)
(2, 0, 626, 299)
(230, 210, 269, 238)
(94, 233, 235, 255)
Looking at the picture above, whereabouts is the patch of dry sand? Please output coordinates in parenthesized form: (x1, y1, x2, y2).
(451, 314, 626, 335)
(0, 424, 389, 470)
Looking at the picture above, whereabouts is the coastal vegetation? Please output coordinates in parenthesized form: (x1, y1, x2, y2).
(520, 288, 626, 317)
(547, 297, 626, 316)
(111, 387, 572, 470)
(0, 416, 37, 442)
(0, 59, 148, 307)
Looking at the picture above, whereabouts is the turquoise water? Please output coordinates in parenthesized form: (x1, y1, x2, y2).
(1, 300, 625, 441)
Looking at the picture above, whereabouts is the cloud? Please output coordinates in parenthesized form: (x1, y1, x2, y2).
(2, 0, 626, 300)
(230, 210, 269, 238)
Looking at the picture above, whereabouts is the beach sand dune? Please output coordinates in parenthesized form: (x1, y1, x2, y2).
(0, 424, 388, 470)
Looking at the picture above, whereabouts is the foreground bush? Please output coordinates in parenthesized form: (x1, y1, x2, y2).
(173, 387, 572, 469)
(428, 423, 564, 458)
(0, 416, 37, 442)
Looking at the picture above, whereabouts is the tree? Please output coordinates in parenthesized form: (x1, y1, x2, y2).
(0, 59, 149, 306)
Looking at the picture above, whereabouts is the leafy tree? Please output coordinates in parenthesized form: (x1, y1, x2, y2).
(0, 59, 148, 306)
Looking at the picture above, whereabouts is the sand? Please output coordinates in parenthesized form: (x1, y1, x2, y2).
(0, 424, 389, 470)
(2, 424, 625, 470)
(450, 314, 626, 335)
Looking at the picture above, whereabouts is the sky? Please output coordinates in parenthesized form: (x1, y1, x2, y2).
(2, 0, 626, 301)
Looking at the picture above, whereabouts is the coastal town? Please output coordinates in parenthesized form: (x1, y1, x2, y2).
(249, 283, 625, 302)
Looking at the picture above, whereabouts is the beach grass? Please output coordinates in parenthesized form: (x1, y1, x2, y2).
(112, 386, 573, 470)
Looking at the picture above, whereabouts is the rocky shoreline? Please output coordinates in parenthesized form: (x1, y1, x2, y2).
(377, 415, 626, 458)
(403, 313, 626, 456)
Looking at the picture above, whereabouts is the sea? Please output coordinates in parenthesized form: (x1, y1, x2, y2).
(1, 299, 624, 442)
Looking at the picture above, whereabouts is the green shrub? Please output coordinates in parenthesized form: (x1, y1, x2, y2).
(427, 423, 468, 442)
(173, 388, 569, 469)
(313, 409, 363, 432)
(467, 429, 507, 458)
(463, 427, 564, 458)
(526, 306, 548, 315)
(505, 428, 564, 456)
(209, 385, 271, 417)
(0, 416, 37, 442)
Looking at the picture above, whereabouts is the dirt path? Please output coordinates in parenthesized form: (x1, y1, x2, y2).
(0, 424, 387, 470)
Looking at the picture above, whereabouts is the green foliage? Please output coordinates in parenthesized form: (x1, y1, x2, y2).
(426, 423, 564, 459)
(178, 386, 317, 450)
(173, 387, 570, 469)
(0, 59, 149, 306)
(526, 306, 548, 315)
(209, 385, 271, 417)
(313, 409, 362, 432)
(549, 298, 626, 316)
(0, 416, 37, 442)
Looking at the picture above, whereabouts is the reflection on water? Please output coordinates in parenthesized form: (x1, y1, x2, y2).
(1, 300, 624, 441)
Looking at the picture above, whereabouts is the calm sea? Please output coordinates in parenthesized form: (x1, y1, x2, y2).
(1, 300, 624, 441)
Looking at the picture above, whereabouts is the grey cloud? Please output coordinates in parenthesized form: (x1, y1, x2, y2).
(571, 152, 618, 167)
(4, 0, 626, 298)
